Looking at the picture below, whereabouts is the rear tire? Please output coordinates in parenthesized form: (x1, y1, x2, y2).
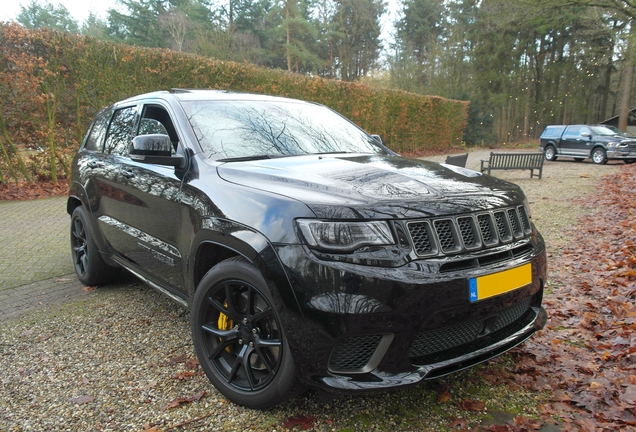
(544, 146, 557, 161)
(191, 257, 303, 409)
(70, 206, 120, 285)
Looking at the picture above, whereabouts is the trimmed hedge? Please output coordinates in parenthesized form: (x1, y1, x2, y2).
(0, 23, 468, 183)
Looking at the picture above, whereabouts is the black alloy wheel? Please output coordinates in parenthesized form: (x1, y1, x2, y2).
(70, 206, 119, 285)
(191, 257, 302, 409)
(544, 146, 557, 161)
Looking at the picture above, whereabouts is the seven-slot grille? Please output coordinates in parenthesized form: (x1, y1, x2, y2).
(407, 206, 531, 257)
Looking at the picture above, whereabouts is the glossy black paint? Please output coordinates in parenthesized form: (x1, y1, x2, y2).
(68, 90, 547, 397)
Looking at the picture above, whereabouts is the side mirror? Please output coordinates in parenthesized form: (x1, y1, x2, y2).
(130, 134, 184, 167)
(581, 132, 591, 138)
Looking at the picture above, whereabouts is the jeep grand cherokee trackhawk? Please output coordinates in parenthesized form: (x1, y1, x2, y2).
(68, 90, 547, 409)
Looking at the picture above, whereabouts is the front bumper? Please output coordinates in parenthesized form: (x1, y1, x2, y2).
(275, 240, 547, 394)
(607, 148, 636, 159)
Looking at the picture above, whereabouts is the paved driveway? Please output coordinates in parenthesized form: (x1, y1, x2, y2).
(0, 197, 86, 321)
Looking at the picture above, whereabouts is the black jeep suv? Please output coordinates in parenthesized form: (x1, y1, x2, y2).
(68, 90, 547, 408)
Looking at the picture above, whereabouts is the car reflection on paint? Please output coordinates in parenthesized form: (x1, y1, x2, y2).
(68, 90, 547, 409)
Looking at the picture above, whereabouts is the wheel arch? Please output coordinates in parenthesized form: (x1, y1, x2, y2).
(190, 227, 303, 315)
(544, 142, 557, 152)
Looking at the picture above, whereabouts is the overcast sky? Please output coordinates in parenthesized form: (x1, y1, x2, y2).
(0, 0, 119, 24)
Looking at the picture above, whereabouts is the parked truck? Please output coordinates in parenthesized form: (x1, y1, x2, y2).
(539, 124, 636, 164)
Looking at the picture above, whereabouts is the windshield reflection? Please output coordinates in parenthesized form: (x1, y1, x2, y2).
(182, 100, 387, 160)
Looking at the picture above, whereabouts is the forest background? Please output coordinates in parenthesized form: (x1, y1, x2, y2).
(1, 0, 636, 186)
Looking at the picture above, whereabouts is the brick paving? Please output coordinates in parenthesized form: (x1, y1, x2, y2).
(0, 196, 88, 322)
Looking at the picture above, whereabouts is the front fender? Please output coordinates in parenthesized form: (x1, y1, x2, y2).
(189, 216, 303, 315)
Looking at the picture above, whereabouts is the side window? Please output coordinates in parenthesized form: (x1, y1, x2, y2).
(139, 119, 169, 136)
(105, 107, 139, 156)
(563, 126, 580, 139)
(84, 111, 111, 152)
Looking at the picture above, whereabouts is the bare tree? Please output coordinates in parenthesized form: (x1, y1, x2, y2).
(159, 10, 189, 52)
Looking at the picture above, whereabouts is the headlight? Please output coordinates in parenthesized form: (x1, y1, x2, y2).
(297, 220, 394, 252)
(607, 142, 619, 148)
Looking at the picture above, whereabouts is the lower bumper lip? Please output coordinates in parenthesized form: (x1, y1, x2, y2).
(313, 306, 547, 393)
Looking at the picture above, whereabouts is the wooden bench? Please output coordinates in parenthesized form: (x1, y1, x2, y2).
(480, 152, 544, 179)
(444, 153, 468, 168)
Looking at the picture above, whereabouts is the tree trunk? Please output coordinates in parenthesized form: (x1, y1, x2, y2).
(618, 24, 635, 132)
(286, 2, 292, 72)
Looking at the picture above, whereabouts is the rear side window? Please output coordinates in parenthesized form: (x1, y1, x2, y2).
(105, 106, 139, 156)
(84, 111, 111, 152)
(540, 126, 565, 139)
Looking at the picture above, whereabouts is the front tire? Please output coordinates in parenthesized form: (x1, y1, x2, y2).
(592, 148, 607, 165)
(544, 146, 557, 161)
(624, 159, 635, 164)
(70, 206, 120, 285)
(191, 257, 302, 409)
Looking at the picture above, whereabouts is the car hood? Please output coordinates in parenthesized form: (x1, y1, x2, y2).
(216, 154, 525, 219)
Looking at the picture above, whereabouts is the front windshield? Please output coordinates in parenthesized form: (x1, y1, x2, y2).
(181, 100, 387, 160)
(590, 126, 621, 136)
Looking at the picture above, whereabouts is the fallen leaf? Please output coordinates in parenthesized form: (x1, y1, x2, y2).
(162, 391, 206, 410)
(283, 415, 315, 430)
(172, 371, 195, 380)
(437, 391, 452, 403)
(168, 354, 187, 365)
(456, 399, 485, 411)
(184, 358, 199, 369)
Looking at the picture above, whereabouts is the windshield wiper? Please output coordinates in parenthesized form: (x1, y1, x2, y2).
(217, 154, 286, 162)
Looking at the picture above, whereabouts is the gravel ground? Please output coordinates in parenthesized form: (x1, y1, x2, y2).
(0, 158, 624, 431)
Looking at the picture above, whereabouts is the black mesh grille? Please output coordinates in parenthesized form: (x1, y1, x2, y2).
(409, 319, 481, 357)
(494, 298, 532, 331)
(329, 335, 382, 372)
(518, 206, 530, 233)
(494, 211, 511, 242)
(507, 208, 522, 237)
(434, 219, 457, 252)
(408, 299, 533, 359)
(408, 221, 434, 255)
(407, 206, 530, 257)
(478, 214, 493, 243)
(458, 217, 477, 248)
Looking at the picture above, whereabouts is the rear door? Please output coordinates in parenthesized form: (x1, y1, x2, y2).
(559, 126, 581, 156)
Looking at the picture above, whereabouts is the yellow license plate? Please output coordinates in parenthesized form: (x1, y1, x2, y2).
(468, 263, 532, 302)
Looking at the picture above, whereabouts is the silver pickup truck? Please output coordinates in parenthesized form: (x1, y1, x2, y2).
(539, 124, 636, 164)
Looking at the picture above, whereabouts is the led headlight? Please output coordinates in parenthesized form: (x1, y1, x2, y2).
(297, 220, 394, 252)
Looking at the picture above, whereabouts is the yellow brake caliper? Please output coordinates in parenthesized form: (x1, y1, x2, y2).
(218, 302, 234, 353)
